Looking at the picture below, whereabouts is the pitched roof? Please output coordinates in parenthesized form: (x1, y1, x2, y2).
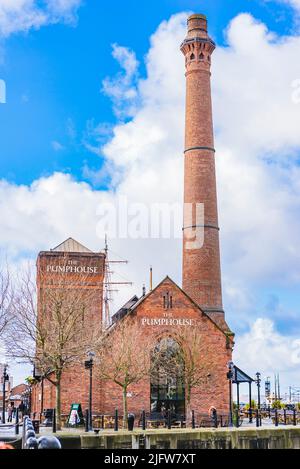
(111, 296, 140, 324)
(51, 237, 93, 253)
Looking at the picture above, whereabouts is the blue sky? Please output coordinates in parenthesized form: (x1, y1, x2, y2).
(0, 0, 300, 395)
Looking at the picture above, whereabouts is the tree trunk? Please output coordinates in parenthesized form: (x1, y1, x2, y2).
(186, 386, 192, 426)
(56, 378, 62, 431)
(122, 387, 128, 430)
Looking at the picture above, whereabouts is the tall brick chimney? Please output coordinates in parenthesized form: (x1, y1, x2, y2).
(181, 14, 227, 329)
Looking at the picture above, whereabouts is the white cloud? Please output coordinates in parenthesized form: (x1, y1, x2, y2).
(234, 318, 300, 393)
(2, 12, 300, 289)
(102, 44, 140, 119)
(0, 0, 82, 37)
(51, 140, 64, 151)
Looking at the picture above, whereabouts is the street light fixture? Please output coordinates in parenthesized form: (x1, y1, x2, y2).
(256, 372, 261, 427)
(2, 364, 9, 424)
(85, 351, 95, 431)
(256, 372, 261, 410)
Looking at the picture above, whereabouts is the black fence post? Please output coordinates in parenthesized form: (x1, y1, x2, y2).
(114, 409, 118, 432)
(220, 415, 223, 427)
(275, 408, 279, 427)
(256, 409, 259, 428)
(101, 415, 104, 430)
(268, 406, 271, 419)
(249, 407, 252, 424)
(284, 409, 287, 425)
(85, 409, 89, 432)
(192, 411, 195, 429)
(214, 411, 218, 428)
(15, 408, 19, 436)
(235, 409, 239, 428)
(52, 408, 56, 434)
(142, 410, 146, 431)
(293, 409, 297, 426)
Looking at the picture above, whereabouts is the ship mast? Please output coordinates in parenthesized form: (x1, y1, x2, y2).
(103, 235, 132, 328)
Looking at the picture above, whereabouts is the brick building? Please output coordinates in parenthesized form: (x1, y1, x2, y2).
(31, 238, 105, 416)
(31, 14, 234, 420)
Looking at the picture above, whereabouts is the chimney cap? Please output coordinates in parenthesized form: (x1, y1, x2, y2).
(188, 13, 207, 22)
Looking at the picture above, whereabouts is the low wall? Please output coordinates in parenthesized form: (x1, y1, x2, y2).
(77, 427, 300, 449)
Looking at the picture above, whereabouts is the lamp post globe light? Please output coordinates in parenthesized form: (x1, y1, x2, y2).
(85, 351, 95, 431)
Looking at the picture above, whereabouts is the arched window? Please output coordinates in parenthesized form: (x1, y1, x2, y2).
(190, 53, 195, 61)
(150, 337, 185, 419)
(199, 53, 204, 61)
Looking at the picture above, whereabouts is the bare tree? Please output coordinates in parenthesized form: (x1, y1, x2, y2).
(96, 318, 154, 429)
(176, 327, 211, 422)
(6, 264, 103, 430)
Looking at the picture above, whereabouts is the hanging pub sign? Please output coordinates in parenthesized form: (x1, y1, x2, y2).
(67, 403, 85, 427)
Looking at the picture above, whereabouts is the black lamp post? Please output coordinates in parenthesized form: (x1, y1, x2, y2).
(256, 372, 261, 427)
(85, 352, 95, 431)
(2, 364, 9, 424)
(227, 361, 234, 427)
(256, 372, 261, 410)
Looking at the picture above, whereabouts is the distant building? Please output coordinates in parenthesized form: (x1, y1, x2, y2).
(8, 384, 30, 409)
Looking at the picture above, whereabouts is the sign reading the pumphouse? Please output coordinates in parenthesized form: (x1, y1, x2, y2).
(46, 264, 99, 274)
(141, 313, 194, 327)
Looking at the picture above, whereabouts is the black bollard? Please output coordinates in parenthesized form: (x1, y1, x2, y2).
(275, 408, 279, 427)
(192, 410, 195, 429)
(26, 429, 36, 440)
(15, 408, 19, 436)
(37, 436, 62, 449)
(101, 415, 104, 429)
(52, 408, 56, 434)
(128, 413, 135, 431)
(235, 409, 239, 428)
(293, 409, 297, 426)
(213, 410, 218, 428)
(167, 410, 171, 430)
(85, 409, 89, 432)
(268, 406, 271, 419)
(26, 437, 38, 450)
(256, 409, 259, 427)
(114, 409, 118, 432)
(220, 415, 223, 427)
(249, 407, 253, 424)
(284, 409, 287, 425)
(142, 410, 146, 431)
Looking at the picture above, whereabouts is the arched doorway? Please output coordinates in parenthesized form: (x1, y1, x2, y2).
(150, 337, 185, 419)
